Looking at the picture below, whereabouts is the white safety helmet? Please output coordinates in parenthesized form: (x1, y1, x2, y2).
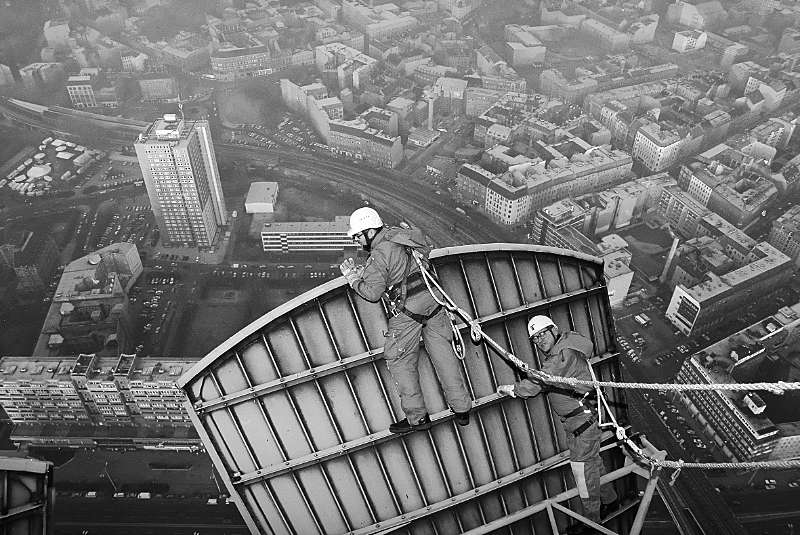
(527, 315, 556, 338)
(347, 207, 383, 237)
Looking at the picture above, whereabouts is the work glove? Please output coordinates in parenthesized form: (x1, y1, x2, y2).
(340, 257, 362, 287)
(497, 384, 516, 398)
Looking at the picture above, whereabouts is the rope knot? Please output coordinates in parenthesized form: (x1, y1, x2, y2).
(469, 320, 483, 344)
(669, 459, 685, 486)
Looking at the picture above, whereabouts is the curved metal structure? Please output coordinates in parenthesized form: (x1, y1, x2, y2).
(178, 244, 641, 535)
(0, 456, 54, 534)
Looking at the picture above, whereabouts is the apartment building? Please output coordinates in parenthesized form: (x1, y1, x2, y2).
(341, 0, 418, 39)
(676, 352, 778, 461)
(315, 42, 377, 90)
(0, 353, 194, 437)
(769, 205, 800, 267)
(666, 241, 792, 336)
(468, 146, 633, 225)
(327, 118, 403, 168)
(632, 121, 685, 173)
(672, 30, 708, 53)
(580, 19, 630, 51)
(680, 157, 777, 227)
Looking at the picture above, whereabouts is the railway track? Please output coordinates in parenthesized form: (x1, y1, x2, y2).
(219, 144, 514, 247)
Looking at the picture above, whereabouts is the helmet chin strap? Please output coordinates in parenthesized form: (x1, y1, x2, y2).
(362, 226, 382, 252)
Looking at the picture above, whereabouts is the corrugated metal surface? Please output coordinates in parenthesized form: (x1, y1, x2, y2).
(179, 244, 636, 535)
(0, 456, 54, 535)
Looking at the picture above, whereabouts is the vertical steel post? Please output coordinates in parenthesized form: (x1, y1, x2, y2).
(629, 468, 661, 535)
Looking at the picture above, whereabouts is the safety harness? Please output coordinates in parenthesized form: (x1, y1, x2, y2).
(381, 226, 464, 358)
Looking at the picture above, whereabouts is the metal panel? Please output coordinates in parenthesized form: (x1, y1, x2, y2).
(179, 245, 636, 535)
(0, 456, 54, 535)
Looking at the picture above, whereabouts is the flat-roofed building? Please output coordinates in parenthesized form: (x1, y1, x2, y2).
(456, 163, 495, 207)
(656, 185, 708, 238)
(407, 127, 440, 148)
(66, 75, 97, 108)
(33, 243, 142, 358)
(676, 350, 778, 461)
(0, 353, 194, 434)
(327, 118, 403, 168)
(673, 30, 708, 53)
(666, 241, 792, 336)
(632, 121, 684, 173)
(261, 216, 357, 253)
(667, 0, 727, 30)
(386, 96, 415, 134)
(580, 19, 630, 51)
(769, 205, 800, 267)
(134, 116, 227, 247)
(315, 42, 377, 90)
(113, 354, 192, 426)
(680, 158, 777, 227)
(245, 182, 279, 214)
(530, 198, 588, 245)
(0, 356, 91, 425)
(362, 106, 399, 137)
(341, 0, 418, 39)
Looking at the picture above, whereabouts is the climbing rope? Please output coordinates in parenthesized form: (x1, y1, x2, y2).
(409, 254, 800, 475)
(411, 252, 800, 395)
(533, 376, 800, 395)
(655, 459, 800, 469)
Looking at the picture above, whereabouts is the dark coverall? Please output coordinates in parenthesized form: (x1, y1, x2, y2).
(349, 227, 471, 425)
(512, 331, 617, 521)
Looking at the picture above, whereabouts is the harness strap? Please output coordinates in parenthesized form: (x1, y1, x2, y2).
(400, 305, 442, 325)
(572, 417, 595, 438)
(563, 405, 591, 419)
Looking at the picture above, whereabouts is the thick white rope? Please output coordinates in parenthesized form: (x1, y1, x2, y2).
(532, 375, 800, 395)
(410, 256, 800, 476)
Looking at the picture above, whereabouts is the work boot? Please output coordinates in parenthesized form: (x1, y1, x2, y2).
(454, 410, 471, 426)
(389, 414, 431, 434)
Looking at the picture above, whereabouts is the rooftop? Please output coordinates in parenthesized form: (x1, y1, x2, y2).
(245, 182, 279, 204)
(262, 216, 350, 234)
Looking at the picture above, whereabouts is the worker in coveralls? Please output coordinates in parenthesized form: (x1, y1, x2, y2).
(497, 315, 618, 532)
(340, 207, 472, 434)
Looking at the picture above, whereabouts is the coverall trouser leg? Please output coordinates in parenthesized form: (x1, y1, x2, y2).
(384, 309, 471, 424)
(567, 421, 618, 522)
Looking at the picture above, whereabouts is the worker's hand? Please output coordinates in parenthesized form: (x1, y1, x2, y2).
(497, 384, 516, 398)
(340, 258, 361, 287)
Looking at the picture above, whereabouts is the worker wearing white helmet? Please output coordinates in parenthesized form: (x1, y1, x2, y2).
(340, 207, 472, 434)
(497, 315, 618, 531)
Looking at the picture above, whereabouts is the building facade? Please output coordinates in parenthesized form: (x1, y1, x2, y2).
(134, 116, 227, 247)
(260, 217, 357, 253)
(665, 242, 793, 336)
(0, 353, 193, 437)
(66, 75, 97, 108)
(769, 205, 800, 267)
(327, 118, 403, 168)
(676, 354, 778, 461)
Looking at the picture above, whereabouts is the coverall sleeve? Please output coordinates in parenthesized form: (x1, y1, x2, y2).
(351, 249, 392, 302)
(513, 347, 585, 398)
